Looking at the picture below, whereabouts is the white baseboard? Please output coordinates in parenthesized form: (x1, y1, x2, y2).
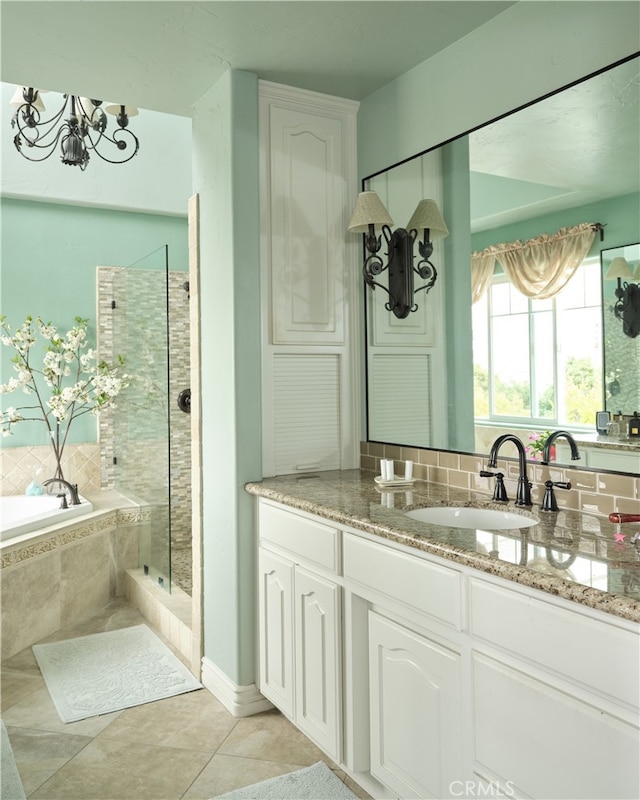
(201, 656, 273, 717)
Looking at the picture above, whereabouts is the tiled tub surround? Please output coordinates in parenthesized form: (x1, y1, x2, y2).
(0, 492, 141, 661)
(0, 443, 102, 497)
(246, 468, 640, 622)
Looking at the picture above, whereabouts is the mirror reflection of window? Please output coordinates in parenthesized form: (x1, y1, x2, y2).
(473, 257, 603, 427)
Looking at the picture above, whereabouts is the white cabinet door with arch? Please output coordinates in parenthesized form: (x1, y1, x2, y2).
(294, 565, 342, 759)
(258, 549, 294, 718)
(368, 611, 462, 800)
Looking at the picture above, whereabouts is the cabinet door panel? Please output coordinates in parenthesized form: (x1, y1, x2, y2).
(369, 612, 461, 799)
(294, 566, 341, 759)
(258, 549, 294, 717)
(269, 106, 345, 344)
(472, 652, 640, 800)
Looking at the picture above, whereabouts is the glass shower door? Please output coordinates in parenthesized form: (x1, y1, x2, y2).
(111, 246, 172, 590)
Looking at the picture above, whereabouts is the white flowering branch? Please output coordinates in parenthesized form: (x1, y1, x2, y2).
(0, 315, 130, 480)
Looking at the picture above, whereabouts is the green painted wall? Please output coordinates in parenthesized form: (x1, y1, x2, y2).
(471, 192, 640, 259)
(192, 69, 262, 687)
(443, 138, 475, 452)
(0, 197, 188, 446)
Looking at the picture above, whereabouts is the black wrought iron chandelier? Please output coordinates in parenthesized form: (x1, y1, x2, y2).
(10, 87, 140, 170)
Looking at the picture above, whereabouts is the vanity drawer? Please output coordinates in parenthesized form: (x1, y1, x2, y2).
(344, 534, 462, 629)
(258, 500, 340, 574)
(469, 578, 640, 708)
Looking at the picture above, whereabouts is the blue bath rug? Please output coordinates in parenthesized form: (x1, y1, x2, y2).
(33, 624, 202, 723)
(213, 762, 358, 799)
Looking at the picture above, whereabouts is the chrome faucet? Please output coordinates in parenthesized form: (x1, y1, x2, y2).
(541, 430, 581, 464)
(488, 434, 532, 506)
(43, 478, 81, 506)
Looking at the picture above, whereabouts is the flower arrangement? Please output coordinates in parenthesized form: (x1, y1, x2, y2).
(0, 315, 130, 483)
(526, 429, 553, 460)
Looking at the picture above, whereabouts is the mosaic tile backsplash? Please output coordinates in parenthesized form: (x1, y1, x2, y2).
(361, 441, 640, 517)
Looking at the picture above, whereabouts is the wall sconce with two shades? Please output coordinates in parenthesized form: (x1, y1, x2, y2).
(605, 256, 640, 338)
(348, 191, 448, 319)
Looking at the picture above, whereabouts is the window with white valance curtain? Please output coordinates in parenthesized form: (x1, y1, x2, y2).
(471, 223, 604, 429)
(471, 222, 600, 303)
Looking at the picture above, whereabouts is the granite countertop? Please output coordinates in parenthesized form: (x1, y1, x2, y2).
(246, 469, 640, 624)
(572, 433, 640, 452)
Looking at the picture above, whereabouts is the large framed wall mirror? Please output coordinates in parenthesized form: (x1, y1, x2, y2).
(364, 54, 640, 475)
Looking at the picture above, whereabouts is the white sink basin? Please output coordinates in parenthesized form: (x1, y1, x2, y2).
(405, 506, 537, 530)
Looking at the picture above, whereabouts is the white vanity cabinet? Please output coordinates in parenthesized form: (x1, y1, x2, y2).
(254, 498, 640, 800)
(468, 578, 640, 800)
(257, 500, 342, 760)
(343, 532, 464, 799)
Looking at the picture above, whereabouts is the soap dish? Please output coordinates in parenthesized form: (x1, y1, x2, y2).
(374, 475, 416, 488)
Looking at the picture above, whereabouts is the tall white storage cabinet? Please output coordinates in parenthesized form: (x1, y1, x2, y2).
(259, 82, 360, 476)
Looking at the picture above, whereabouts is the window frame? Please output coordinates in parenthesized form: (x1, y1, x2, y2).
(473, 256, 603, 432)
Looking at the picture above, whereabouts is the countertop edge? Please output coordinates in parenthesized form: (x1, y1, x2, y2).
(246, 481, 640, 624)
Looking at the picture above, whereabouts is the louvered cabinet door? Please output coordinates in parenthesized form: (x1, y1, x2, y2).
(269, 353, 341, 475)
(368, 353, 433, 447)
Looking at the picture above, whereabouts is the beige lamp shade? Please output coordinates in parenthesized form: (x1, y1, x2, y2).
(605, 257, 633, 280)
(10, 86, 45, 111)
(76, 97, 102, 121)
(406, 199, 449, 238)
(105, 102, 139, 117)
(348, 191, 394, 233)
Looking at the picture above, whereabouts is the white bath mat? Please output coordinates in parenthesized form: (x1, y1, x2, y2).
(1, 720, 26, 800)
(213, 762, 358, 799)
(32, 624, 202, 723)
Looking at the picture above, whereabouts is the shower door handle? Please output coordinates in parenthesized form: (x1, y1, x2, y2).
(178, 388, 191, 413)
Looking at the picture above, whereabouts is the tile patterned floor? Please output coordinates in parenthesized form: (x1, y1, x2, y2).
(1, 599, 370, 800)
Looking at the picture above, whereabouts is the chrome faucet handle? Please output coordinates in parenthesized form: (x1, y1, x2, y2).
(56, 492, 68, 510)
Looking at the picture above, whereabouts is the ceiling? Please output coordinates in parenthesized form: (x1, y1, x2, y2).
(0, 1, 515, 115)
(1, 2, 637, 230)
(468, 54, 640, 231)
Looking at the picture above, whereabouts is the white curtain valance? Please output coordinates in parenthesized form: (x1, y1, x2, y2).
(470, 252, 496, 304)
(471, 222, 600, 302)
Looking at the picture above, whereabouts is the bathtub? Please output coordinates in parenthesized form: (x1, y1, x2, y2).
(0, 494, 94, 542)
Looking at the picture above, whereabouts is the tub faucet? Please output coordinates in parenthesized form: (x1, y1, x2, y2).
(488, 434, 532, 506)
(541, 430, 581, 464)
(43, 478, 80, 506)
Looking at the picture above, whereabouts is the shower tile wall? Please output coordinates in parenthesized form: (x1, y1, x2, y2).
(98, 267, 192, 593)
